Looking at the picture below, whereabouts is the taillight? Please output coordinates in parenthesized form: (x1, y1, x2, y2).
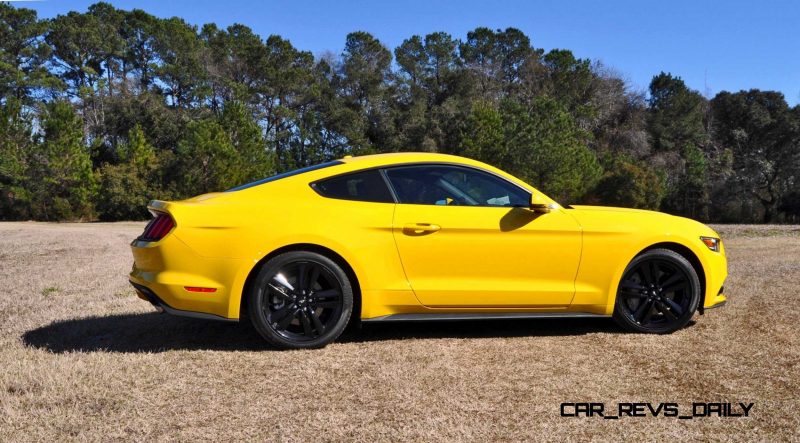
(139, 212, 175, 242)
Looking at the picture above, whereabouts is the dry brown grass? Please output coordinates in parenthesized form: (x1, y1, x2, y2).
(0, 222, 799, 442)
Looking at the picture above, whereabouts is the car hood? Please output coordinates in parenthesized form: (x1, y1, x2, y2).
(566, 205, 719, 238)
(568, 205, 662, 216)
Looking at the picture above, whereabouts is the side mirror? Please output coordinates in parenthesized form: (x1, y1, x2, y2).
(529, 194, 551, 214)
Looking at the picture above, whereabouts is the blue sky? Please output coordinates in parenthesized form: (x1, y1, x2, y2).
(21, 0, 800, 105)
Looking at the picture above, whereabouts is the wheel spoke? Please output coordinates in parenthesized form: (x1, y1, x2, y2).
(633, 299, 653, 323)
(297, 263, 308, 291)
(275, 307, 299, 330)
(299, 310, 313, 337)
(313, 288, 341, 300)
(656, 301, 678, 321)
(619, 289, 646, 298)
(661, 297, 684, 316)
(640, 306, 654, 326)
(619, 279, 647, 299)
(268, 283, 293, 301)
(308, 265, 320, 291)
(314, 300, 341, 309)
(659, 272, 682, 291)
(272, 272, 295, 292)
(308, 308, 325, 334)
(662, 281, 687, 293)
(640, 263, 653, 285)
(270, 303, 293, 323)
(620, 280, 646, 291)
(652, 262, 662, 285)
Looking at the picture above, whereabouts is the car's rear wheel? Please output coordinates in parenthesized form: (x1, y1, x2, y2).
(612, 248, 701, 333)
(248, 251, 353, 349)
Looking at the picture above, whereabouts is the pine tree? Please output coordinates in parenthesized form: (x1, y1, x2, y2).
(28, 101, 96, 220)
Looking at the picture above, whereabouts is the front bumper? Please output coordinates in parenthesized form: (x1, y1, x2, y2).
(700, 284, 727, 314)
(699, 240, 728, 311)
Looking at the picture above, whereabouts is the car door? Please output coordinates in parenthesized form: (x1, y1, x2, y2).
(385, 164, 582, 307)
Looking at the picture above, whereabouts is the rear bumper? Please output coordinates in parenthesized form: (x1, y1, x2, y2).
(129, 232, 246, 319)
(130, 281, 236, 322)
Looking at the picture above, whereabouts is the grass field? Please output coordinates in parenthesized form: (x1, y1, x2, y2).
(1, 222, 798, 441)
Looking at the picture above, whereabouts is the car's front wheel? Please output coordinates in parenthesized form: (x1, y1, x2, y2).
(248, 251, 353, 349)
(613, 248, 701, 333)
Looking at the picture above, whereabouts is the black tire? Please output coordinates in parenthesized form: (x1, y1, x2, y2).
(612, 248, 701, 334)
(248, 251, 353, 349)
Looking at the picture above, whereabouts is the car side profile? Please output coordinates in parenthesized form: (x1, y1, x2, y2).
(129, 152, 727, 349)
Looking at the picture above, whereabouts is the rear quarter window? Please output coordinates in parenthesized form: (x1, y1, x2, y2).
(312, 169, 394, 203)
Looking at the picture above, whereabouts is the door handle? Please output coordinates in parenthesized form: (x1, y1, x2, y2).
(403, 223, 441, 235)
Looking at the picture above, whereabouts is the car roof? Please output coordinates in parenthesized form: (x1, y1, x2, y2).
(222, 152, 536, 198)
(331, 152, 536, 194)
(338, 152, 485, 169)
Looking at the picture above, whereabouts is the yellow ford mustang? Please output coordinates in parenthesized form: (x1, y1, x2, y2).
(130, 153, 727, 348)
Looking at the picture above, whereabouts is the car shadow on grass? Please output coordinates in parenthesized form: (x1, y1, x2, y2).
(23, 313, 270, 353)
(23, 312, 652, 354)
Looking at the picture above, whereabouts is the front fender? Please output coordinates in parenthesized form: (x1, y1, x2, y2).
(569, 208, 727, 314)
(596, 233, 726, 315)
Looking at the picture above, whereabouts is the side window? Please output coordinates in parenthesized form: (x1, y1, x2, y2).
(384, 165, 530, 207)
(313, 169, 394, 203)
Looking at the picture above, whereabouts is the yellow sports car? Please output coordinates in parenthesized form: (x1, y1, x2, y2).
(129, 153, 727, 348)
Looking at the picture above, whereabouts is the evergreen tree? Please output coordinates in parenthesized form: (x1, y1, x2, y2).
(0, 99, 33, 218)
(28, 101, 96, 220)
(219, 101, 273, 181)
(647, 73, 711, 218)
(173, 119, 242, 196)
(97, 124, 163, 220)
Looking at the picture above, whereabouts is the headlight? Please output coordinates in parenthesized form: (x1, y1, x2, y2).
(700, 236, 721, 252)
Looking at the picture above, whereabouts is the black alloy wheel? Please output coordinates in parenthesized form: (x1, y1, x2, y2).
(613, 248, 701, 333)
(249, 251, 353, 349)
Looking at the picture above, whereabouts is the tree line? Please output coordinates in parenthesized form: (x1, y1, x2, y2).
(1, 3, 798, 222)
